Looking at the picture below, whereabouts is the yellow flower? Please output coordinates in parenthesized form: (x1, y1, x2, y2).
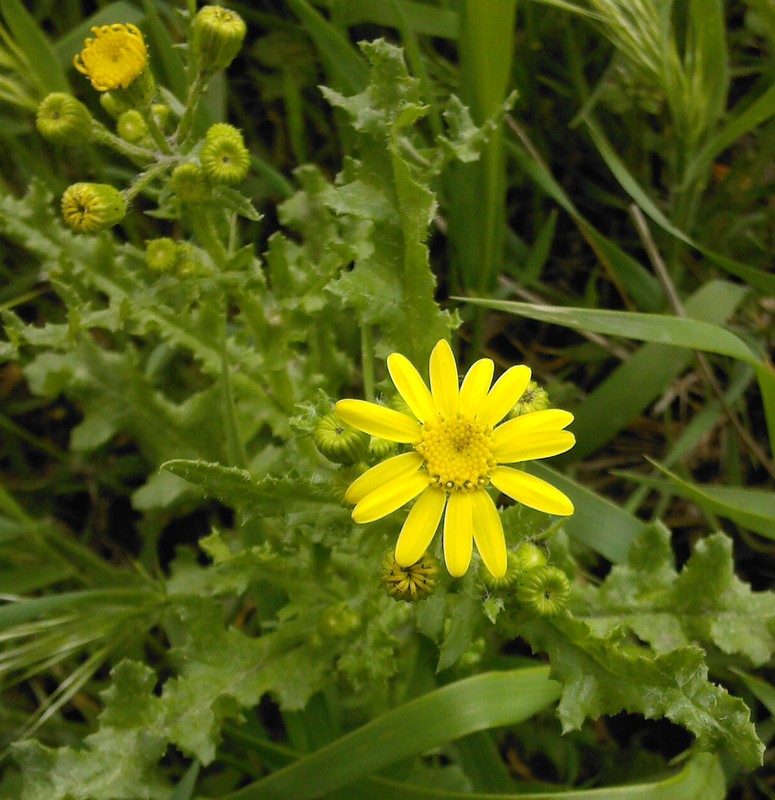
(335, 340, 575, 579)
(74, 24, 147, 92)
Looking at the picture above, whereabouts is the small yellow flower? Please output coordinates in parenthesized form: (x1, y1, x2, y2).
(336, 340, 575, 579)
(61, 183, 127, 233)
(74, 24, 147, 92)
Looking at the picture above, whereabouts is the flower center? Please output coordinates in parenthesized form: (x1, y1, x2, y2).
(415, 414, 496, 492)
(75, 24, 147, 91)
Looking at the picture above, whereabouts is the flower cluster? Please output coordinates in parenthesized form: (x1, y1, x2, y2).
(336, 340, 575, 579)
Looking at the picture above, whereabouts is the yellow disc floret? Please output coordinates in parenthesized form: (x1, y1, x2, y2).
(74, 24, 147, 92)
(415, 415, 496, 492)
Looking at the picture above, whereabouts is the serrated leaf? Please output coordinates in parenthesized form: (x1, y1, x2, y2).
(13, 661, 168, 800)
(161, 459, 344, 525)
(522, 616, 763, 767)
(578, 524, 775, 666)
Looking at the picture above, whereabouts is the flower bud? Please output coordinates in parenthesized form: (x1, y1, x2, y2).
(99, 91, 131, 118)
(61, 183, 127, 233)
(36, 93, 92, 145)
(516, 565, 571, 617)
(116, 109, 149, 144)
(480, 549, 523, 591)
(313, 413, 369, 465)
(514, 541, 547, 572)
(170, 163, 210, 204)
(200, 123, 250, 185)
(191, 6, 247, 75)
(145, 237, 180, 273)
(509, 380, 551, 418)
(366, 437, 395, 463)
(381, 550, 438, 602)
(318, 603, 361, 637)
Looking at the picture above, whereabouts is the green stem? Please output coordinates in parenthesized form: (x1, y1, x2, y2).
(174, 72, 208, 148)
(90, 121, 156, 163)
(123, 159, 175, 203)
(138, 104, 172, 155)
(219, 305, 249, 469)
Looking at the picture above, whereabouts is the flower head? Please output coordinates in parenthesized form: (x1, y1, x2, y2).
(36, 93, 92, 145)
(74, 24, 147, 92)
(61, 183, 127, 234)
(336, 340, 575, 579)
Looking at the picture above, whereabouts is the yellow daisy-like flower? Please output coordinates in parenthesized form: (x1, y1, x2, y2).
(335, 340, 575, 579)
(74, 24, 147, 92)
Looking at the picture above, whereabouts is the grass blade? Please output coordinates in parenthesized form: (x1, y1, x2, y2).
(224, 668, 560, 800)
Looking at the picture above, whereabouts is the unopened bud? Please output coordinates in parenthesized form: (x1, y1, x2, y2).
(381, 550, 438, 602)
(516, 565, 571, 617)
(200, 123, 250, 185)
(509, 380, 550, 418)
(366, 437, 395, 463)
(61, 183, 127, 233)
(36, 93, 92, 145)
(514, 541, 547, 572)
(480, 550, 523, 591)
(318, 604, 360, 637)
(116, 109, 149, 144)
(170, 163, 209, 204)
(145, 237, 180, 273)
(191, 6, 247, 75)
(313, 413, 369, 465)
(100, 91, 131, 119)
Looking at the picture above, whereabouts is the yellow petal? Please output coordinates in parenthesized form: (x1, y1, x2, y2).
(443, 491, 474, 577)
(470, 490, 507, 578)
(352, 470, 429, 523)
(478, 365, 532, 427)
(387, 352, 436, 422)
(490, 466, 574, 516)
(395, 488, 446, 566)
(429, 339, 458, 417)
(458, 358, 494, 416)
(492, 410, 575, 461)
(492, 431, 576, 463)
(336, 399, 421, 442)
(345, 452, 423, 504)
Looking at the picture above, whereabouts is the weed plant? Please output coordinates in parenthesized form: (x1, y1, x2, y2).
(0, 2, 774, 799)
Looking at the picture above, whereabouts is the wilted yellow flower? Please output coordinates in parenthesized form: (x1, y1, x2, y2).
(336, 340, 575, 579)
(74, 24, 147, 92)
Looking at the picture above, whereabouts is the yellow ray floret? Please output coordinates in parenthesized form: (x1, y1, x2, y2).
(336, 339, 576, 579)
(74, 24, 147, 92)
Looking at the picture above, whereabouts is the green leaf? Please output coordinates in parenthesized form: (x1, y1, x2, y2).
(463, 289, 775, 457)
(1, 0, 69, 95)
(584, 116, 775, 295)
(13, 661, 168, 800)
(521, 616, 763, 768)
(554, 280, 747, 459)
(578, 524, 775, 666)
(161, 459, 343, 525)
(322, 39, 457, 363)
(223, 667, 561, 800)
(624, 459, 775, 540)
(285, 0, 369, 94)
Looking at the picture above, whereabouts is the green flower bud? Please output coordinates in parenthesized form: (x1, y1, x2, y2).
(174, 242, 208, 277)
(152, 103, 170, 129)
(145, 237, 180, 273)
(170, 163, 209, 204)
(318, 603, 360, 637)
(366, 437, 395, 463)
(200, 124, 250, 185)
(61, 183, 127, 233)
(116, 109, 149, 144)
(381, 550, 438, 602)
(516, 565, 571, 617)
(514, 541, 547, 572)
(509, 380, 550, 418)
(191, 6, 247, 75)
(100, 91, 131, 118)
(480, 549, 523, 591)
(313, 413, 369, 465)
(36, 93, 92, 145)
